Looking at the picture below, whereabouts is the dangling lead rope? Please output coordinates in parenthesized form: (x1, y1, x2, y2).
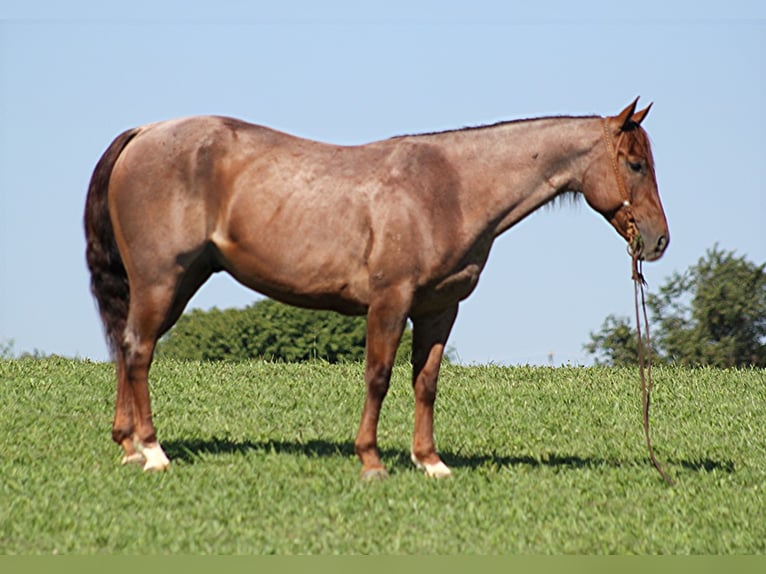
(632, 256, 675, 486)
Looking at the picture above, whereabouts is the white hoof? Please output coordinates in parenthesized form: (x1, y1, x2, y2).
(411, 452, 453, 478)
(140, 443, 171, 472)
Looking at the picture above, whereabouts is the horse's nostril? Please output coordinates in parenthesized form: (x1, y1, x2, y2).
(657, 235, 668, 252)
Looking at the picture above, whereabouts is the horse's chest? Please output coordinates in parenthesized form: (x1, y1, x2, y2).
(414, 263, 482, 314)
(438, 264, 481, 298)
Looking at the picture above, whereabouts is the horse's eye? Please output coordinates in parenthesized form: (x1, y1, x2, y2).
(628, 161, 643, 173)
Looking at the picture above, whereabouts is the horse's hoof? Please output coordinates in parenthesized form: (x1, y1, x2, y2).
(411, 452, 452, 478)
(360, 467, 389, 481)
(143, 461, 170, 472)
(140, 443, 171, 472)
(121, 452, 146, 466)
(423, 461, 452, 478)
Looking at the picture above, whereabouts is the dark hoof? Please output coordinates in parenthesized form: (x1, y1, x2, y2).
(360, 467, 389, 481)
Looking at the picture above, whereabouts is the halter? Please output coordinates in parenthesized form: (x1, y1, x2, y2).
(601, 118, 642, 259)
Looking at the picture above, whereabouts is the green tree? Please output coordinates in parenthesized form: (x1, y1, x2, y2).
(585, 246, 766, 367)
(584, 315, 652, 366)
(157, 298, 414, 364)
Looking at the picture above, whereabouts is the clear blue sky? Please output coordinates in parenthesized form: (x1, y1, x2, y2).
(1, 1, 764, 365)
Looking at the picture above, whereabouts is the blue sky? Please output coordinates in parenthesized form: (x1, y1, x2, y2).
(1, 1, 764, 365)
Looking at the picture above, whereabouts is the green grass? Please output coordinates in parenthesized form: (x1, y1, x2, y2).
(1, 357, 764, 554)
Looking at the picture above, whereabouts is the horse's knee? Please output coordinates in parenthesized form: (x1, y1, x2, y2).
(414, 375, 437, 404)
(365, 362, 392, 398)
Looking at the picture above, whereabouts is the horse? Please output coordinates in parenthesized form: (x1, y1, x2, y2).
(84, 98, 669, 479)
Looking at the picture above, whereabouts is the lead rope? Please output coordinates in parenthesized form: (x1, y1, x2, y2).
(604, 118, 674, 485)
(632, 257, 675, 486)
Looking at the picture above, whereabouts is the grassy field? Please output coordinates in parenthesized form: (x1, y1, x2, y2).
(1, 357, 764, 554)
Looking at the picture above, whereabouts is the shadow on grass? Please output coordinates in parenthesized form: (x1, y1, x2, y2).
(440, 451, 735, 474)
(164, 437, 357, 462)
(162, 437, 735, 474)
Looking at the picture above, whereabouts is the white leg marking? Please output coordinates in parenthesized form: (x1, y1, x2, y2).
(121, 452, 146, 466)
(120, 435, 145, 465)
(140, 442, 171, 472)
(411, 451, 452, 478)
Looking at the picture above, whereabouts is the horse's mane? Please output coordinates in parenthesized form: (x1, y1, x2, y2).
(546, 189, 582, 210)
(393, 114, 599, 139)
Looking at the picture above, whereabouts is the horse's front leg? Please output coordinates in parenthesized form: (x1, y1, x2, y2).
(355, 288, 411, 480)
(410, 305, 458, 478)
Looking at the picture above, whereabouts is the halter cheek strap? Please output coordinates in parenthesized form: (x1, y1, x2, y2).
(602, 118, 641, 252)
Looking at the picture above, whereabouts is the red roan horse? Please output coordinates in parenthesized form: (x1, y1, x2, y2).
(85, 99, 668, 479)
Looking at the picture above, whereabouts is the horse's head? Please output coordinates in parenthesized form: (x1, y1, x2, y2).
(583, 99, 669, 262)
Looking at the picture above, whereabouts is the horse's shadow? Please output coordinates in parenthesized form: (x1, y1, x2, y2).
(162, 436, 734, 475)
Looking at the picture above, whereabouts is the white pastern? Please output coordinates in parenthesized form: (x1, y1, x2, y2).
(410, 452, 453, 478)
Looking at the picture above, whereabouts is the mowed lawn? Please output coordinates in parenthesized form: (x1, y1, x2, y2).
(1, 357, 764, 554)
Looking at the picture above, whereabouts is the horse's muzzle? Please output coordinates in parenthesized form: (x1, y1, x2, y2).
(633, 232, 669, 262)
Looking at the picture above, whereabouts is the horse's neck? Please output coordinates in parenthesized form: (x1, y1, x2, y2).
(426, 117, 602, 238)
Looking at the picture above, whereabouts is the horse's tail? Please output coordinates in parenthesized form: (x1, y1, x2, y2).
(84, 127, 141, 358)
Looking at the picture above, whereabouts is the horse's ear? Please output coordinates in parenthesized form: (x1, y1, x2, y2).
(631, 102, 653, 126)
(615, 97, 640, 131)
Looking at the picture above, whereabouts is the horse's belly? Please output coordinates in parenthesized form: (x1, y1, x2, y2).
(212, 231, 371, 314)
(237, 272, 370, 316)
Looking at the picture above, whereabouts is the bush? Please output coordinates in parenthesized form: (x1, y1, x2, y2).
(157, 298, 413, 364)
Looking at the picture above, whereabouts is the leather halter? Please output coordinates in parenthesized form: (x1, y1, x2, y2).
(601, 118, 641, 255)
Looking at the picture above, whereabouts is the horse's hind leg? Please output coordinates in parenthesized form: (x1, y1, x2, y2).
(112, 283, 173, 471)
(113, 351, 143, 465)
(115, 265, 212, 471)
